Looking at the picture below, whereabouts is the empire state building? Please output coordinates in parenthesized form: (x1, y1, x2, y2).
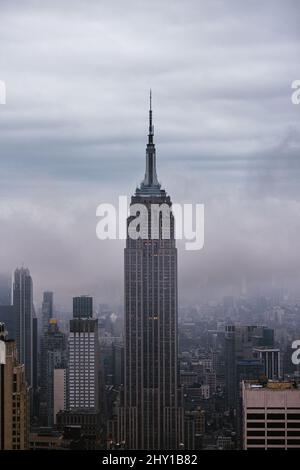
(117, 93, 184, 449)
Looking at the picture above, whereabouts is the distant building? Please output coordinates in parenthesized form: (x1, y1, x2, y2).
(0, 305, 16, 340)
(253, 347, 281, 380)
(13, 267, 34, 388)
(236, 359, 263, 385)
(185, 386, 203, 407)
(184, 407, 205, 450)
(31, 313, 39, 421)
(40, 319, 67, 427)
(0, 323, 29, 450)
(0, 271, 38, 421)
(59, 425, 84, 449)
(73, 295, 93, 319)
(242, 380, 300, 449)
(180, 371, 198, 386)
(201, 384, 210, 400)
(225, 325, 274, 409)
(0, 274, 11, 305)
(217, 435, 234, 450)
(204, 371, 217, 393)
(53, 369, 67, 424)
(29, 428, 63, 450)
(56, 410, 102, 450)
(112, 343, 124, 386)
(42, 292, 53, 334)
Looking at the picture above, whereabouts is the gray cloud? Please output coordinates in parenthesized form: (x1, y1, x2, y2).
(0, 0, 300, 307)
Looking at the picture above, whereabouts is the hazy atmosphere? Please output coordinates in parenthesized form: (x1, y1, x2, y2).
(1, 0, 300, 309)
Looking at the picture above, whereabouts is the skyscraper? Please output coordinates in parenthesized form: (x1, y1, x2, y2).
(57, 296, 101, 449)
(225, 325, 274, 409)
(40, 319, 67, 427)
(32, 312, 39, 419)
(42, 291, 53, 334)
(68, 296, 99, 410)
(118, 93, 184, 449)
(13, 267, 34, 388)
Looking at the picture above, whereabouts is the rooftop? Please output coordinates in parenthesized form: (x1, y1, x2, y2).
(243, 380, 300, 391)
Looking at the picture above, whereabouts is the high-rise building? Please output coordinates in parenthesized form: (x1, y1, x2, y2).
(225, 325, 274, 409)
(112, 343, 124, 386)
(13, 267, 34, 388)
(116, 93, 184, 449)
(0, 323, 29, 450)
(40, 319, 67, 427)
(68, 296, 99, 410)
(242, 380, 300, 449)
(42, 291, 53, 334)
(57, 298, 101, 449)
(32, 313, 39, 420)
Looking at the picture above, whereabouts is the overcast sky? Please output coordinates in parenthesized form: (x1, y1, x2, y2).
(0, 0, 300, 310)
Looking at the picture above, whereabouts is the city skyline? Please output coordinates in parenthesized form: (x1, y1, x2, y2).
(1, 0, 300, 455)
(0, 0, 300, 307)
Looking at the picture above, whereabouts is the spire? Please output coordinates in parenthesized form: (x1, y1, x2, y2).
(138, 90, 160, 193)
(148, 89, 153, 144)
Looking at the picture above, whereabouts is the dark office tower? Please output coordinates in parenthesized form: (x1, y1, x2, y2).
(119, 93, 184, 449)
(32, 315, 38, 391)
(261, 327, 274, 348)
(112, 343, 124, 386)
(73, 295, 93, 318)
(225, 325, 273, 409)
(40, 320, 67, 427)
(13, 267, 33, 388)
(0, 274, 11, 305)
(32, 314, 39, 419)
(42, 291, 53, 334)
(225, 325, 254, 410)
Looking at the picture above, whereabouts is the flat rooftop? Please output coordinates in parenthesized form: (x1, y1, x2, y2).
(243, 380, 300, 391)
